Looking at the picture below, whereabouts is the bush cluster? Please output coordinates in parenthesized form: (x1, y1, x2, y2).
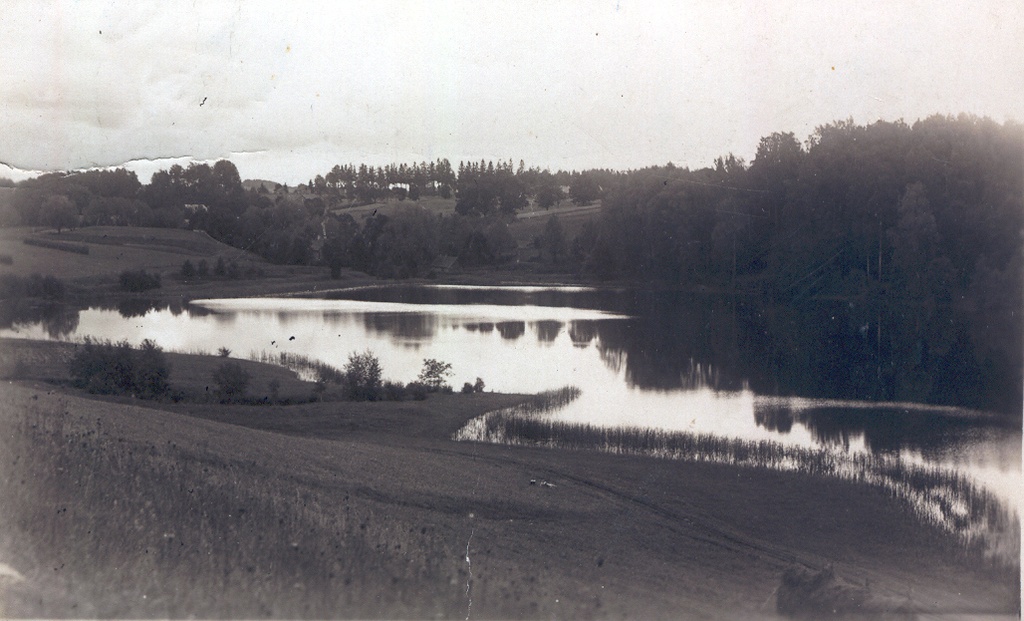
(68, 338, 171, 398)
(330, 351, 458, 402)
(212, 361, 250, 403)
(119, 269, 162, 292)
(461, 378, 486, 394)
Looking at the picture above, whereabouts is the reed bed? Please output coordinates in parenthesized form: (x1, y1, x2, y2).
(452, 386, 581, 443)
(455, 401, 1020, 566)
(248, 349, 345, 383)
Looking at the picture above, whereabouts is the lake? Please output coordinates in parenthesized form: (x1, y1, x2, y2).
(2, 284, 1020, 559)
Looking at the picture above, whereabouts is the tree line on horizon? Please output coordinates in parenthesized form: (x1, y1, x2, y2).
(2, 114, 1019, 310)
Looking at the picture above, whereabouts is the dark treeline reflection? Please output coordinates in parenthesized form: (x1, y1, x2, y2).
(534, 320, 562, 343)
(496, 321, 526, 340)
(361, 312, 437, 341)
(587, 291, 1020, 416)
(0, 300, 80, 339)
(0, 298, 200, 340)
(754, 403, 1017, 455)
(321, 287, 1019, 415)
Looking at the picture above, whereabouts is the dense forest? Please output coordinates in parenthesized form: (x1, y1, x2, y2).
(2, 114, 1021, 410)
(5, 115, 1018, 295)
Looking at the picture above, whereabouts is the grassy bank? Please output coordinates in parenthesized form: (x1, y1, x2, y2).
(0, 339, 1018, 617)
(457, 407, 1020, 565)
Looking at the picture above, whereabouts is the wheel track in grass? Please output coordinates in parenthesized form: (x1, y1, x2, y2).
(410, 441, 808, 568)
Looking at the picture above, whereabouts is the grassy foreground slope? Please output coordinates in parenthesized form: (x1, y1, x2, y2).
(0, 375, 1017, 618)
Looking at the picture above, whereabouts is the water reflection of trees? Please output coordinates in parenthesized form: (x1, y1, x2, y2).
(362, 313, 437, 340)
(753, 405, 794, 433)
(585, 292, 1020, 416)
(568, 320, 597, 348)
(496, 321, 525, 340)
(116, 298, 162, 318)
(534, 320, 562, 343)
(0, 301, 81, 338)
(752, 404, 1004, 454)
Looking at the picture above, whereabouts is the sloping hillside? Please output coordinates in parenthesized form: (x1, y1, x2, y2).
(0, 226, 266, 283)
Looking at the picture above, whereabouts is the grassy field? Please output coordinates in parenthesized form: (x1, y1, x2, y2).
(0, 341, 1017, 618)
(332, 196, 458, 220)
(0, 226, 265, 284)
(0, 225, 376, 299)
(0, 199, 607, 298)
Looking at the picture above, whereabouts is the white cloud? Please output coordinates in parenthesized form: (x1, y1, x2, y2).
(0, 0, 1021, 183)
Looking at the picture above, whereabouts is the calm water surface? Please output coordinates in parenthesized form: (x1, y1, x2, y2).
(2, 284, 1020, 554)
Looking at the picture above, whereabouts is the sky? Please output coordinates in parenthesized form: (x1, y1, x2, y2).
(1, 0, 1022, 184)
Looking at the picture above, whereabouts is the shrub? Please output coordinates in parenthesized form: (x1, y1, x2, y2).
(405, 381, 428, 401)
(474, 377, 485, 393)
(134, 339, 172, 398)
(417, 358, 453, 392)
(343, 349, 383, 401)
(119, 269, 161, 292)
(181, 260, 196, 280)
(461, 382, 475, 394)
(382, 380, 408, 401)
(197, 259, 209, 279)
(68, 337, 170, 398)
(312, 378, 327, 402)
(212, 361, 250, 402)
(217, 347, 231, 357)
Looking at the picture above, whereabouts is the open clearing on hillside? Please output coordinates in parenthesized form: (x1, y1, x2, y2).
(0, 226, 264, 282)
(0, 340, 1016, 618)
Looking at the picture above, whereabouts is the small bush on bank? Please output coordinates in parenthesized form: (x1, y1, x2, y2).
(382, 380, 407, 401)
(119, 269, 161, 292)
(404, 381, 429, 401)
(343, 349, 383, 401)
(417, 358, 453, 393)
(68, 338, 171, 399)
(212, 361, 250, 403)
(458, 378, 485, 394)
